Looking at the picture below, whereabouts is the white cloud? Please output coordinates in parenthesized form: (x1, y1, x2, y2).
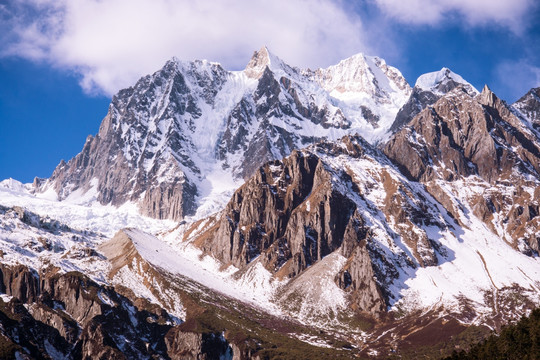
(1, 0, 372, 95)
(494, 59, 540, 102)
(373, 0, 534, 31)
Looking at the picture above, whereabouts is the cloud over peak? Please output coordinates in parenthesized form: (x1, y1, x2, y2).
(1, 0, 537, 98)
(1, 0, 370, 95)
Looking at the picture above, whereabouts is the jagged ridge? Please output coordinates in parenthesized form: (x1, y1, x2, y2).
(36, 47, 411, 221)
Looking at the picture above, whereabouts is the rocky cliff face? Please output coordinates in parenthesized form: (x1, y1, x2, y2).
(36, 47, 411, 221)
(200, 149, 361, 275)
(385, 85, 540, 183)
(513, 87, 540, 131)
(385, 85, 540, 251)
(41, 58, 220, 220)
(0, 263, 232, 359)
(191, 135, 454, 316)
(390, 67, 478, 132)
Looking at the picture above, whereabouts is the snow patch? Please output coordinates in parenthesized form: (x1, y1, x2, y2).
(124, 228, 284, 315)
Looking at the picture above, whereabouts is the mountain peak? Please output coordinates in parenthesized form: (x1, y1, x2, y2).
(161, 56, 182, 72)
(244, 46, 283, 79)
(317, 52, 411, 98)
(415, 67, 478, 95)
(522, 87, 540, 100)
(478, 84, 498, 106)
(336, 52, 367, 65)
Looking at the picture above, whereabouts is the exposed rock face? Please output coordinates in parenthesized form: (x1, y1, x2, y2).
(37, 47, 411, 221)
(0, 263, 232, 359)
(385, 86, 540, 183)
(513, 87, 540, 131)
(390, 87, 439, 132)
(193, 135, 452, 315)
(0, 264, 39, 303)
(165, 329, 231, 360)
(201, 150, 357, 277)
(385, 85, 540, 251)
(390, 67, 479, 132)
(337, 244, 386, 314)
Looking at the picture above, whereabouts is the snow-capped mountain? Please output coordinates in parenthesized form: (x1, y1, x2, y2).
(312, 53, 411, 132)
(415, 67, 478, 95)
(390, 67, 478, 132)
(185, 81, 540, 325)
(1, 48, 540, 359)
(33, 46, 411, 221)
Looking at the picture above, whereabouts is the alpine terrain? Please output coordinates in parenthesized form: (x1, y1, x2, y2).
(1, 47, 539, 359)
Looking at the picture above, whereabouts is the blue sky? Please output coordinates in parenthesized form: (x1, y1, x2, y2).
(0, 0, 539, 183)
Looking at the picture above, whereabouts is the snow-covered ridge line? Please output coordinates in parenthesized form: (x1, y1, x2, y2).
(25, 46, 417, 223)
(415, 67, 478, 95)
(4, 47, 484, 228)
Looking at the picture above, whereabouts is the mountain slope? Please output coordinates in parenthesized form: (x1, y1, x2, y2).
(385, 85, 540, 253)
(2, 125, 540, 358)
(175, 132, 540, 332)
(445, 308, 540, 360)
(0, 201, 365, 359)
(1, 49, 540, 359)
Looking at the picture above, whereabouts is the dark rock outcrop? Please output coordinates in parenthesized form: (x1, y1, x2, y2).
(0, 264, 233, 359)
(0, 264, 39, 303)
